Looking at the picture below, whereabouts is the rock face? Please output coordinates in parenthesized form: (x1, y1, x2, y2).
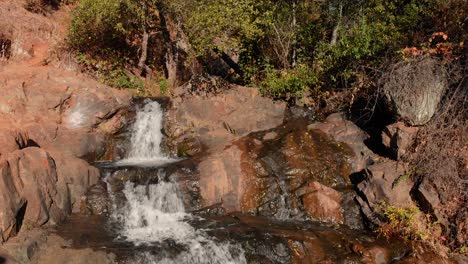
(165, 84, 287, 152)
(301, 181, 344, 224)
(356, 161, 414, 225)
(307, 113, 378, 173)
(383, 58, 447, 126)
(0, 148, 101, 243)
(382, 122, 419, 159)
(164, 88, 376, 225)
(0, 62, 131, 243)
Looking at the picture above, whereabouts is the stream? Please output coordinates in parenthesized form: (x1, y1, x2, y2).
(53, 100, 410, 264)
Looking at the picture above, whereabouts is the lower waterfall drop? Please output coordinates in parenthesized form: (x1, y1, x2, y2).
(113, 181, 246, 264)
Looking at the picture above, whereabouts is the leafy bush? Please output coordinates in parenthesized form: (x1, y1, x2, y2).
(69, 0, 137, 55)
(106, 70, 144, 91)
(378, 205, 422, 240)
(260, 64, 319, 99)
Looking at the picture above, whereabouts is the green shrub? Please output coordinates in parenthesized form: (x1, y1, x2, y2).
(260, 64, 319, 99)
(105, 69, 144, 91)
(158, 77, 169, 94)
(69, 0, 137, 54)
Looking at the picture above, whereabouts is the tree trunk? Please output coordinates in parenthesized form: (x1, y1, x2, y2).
(291, 0, 297, 68)
(331, 2, 343, 46)
(138, 26, 149, 75)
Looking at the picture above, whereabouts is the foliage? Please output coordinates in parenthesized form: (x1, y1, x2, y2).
(260, 64, 319, 99)
(158, 77, 169, 94)
(378, 204, 421, 240)
(69, 0, 136, 54)
(68, 0, 466, 102)
(168, 0, 272, 55)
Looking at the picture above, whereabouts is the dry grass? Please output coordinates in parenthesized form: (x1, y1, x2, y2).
(404, 62, 467, 249)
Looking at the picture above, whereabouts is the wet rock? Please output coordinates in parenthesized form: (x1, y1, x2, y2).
(308, 113, 377, 173)
(382, 122, 419, 159)
(197, 122, 358, 224)
(356, 161, 414, 225)
(300, 181, 344, 224)
(82, 184, 110, 216)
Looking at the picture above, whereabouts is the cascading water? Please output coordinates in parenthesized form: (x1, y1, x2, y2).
(111, 100, 246, 264)
(115, 100, 173, 166)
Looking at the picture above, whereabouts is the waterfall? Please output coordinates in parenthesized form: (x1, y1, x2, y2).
(111, 100, 246, 263)
(116, 100, 174, 166)
(112, 181, 246, 264)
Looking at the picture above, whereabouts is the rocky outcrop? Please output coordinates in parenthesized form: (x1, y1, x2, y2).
(0, 147, 100, 242)
(307, 113, 378, 173)
(165, 84, 286, 153)
(355, 161, 414, 225)
(382, 122, 419, 159)
(0, 55, 131, 243)
(194, 118, 362, 225)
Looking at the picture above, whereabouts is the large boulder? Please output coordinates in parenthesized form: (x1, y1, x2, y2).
(0, 147, 100, 242)
(165, 84, 287, 152)
(383, 57, 447, 126)
(197, 122, 361, 225)
(0, 60, 131, 243)
(0, 148, 58, 242)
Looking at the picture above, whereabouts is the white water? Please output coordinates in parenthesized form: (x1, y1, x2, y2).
(113, 182, 246, 264)
(116, 101, 174, 166)
(112, 100, 246, 263)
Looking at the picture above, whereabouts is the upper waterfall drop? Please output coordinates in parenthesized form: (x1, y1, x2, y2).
(116, 100, 173, 166)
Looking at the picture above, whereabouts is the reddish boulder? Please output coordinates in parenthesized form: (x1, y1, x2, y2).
(0, 147, 100, 243)
(301, 181, 344, 224)
(308, 113, 378, 173)
(197, 124, 356, 223)
(165, 85, 286, 152)
(356, 161, 414, 224)
(0, 148, 58, 242)
(382, 122, 419, 159)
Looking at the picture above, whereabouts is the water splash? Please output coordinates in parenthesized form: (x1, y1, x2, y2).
(116, 100, 174, 166)
(113, 181, 246, 264)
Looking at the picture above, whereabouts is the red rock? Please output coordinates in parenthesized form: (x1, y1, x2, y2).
(308, 113, 377, 173)
(382, 122, 419, 159)
(301, 181, 344, 224)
